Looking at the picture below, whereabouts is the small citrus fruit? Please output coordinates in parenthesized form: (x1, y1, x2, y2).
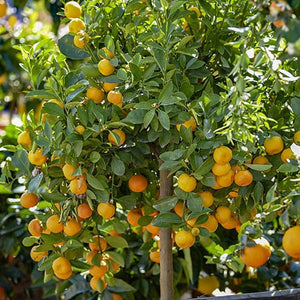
(128, 174, 148, 193)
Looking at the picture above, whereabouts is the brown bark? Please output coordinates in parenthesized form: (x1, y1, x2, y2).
(159, 161, 174, 300)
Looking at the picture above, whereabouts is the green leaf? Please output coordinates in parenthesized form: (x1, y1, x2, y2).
(201, 172, 216, 187)
(266, 183, 277, 203)
(152, 212, 182, 227)
(42, 103, 64, 117)
(158, 82, 173, 102)
(23, 236, 38, 247)
(277, 163, 299, 173)
(111, 158, 125, 176)
(123, 109, 146, 124)
(25, 90, 57, 99)
(40, 192, 67, 203)
(12, 150, 30, 175)
(253, 182, 264, 202)
(158, 110, 170, 130)
(106, 251, 125, 267)
(144, 109, 156, 128)
(246, 164, 272, 171)
(58, 34, 90, 60)
(28, 173, 43, 193)
(291, 97, 300, 116)
(129, 63, 142, 81)
(160, 149, 185, 161)
(153, 196, 178, 212)
(108, 278, 136, 293)
(194, 157, 214, 176)
(86, 174, 105, 190)
(117, 195, 138, 210)
(106, 236, 128, 248)
(153, 48, 166, 72)
(187, 193, 203, 212)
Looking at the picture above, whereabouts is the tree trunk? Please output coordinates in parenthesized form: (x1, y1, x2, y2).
(159, 161, 174, 300)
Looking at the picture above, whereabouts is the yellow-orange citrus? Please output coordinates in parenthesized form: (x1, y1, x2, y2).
(175, 230, 195, 248)
(252, 156, 269, 165)
(107, 90, 122, 104)
(189, 6, 200, 18)
(103, 82, 119, 92)
(112, 294, 123, 300)
(90, 276, 107, 291)
(46, 215, 64, 233)
(77, 203, 92, 219)
(281, 148, 293, 163)
(89, 263, 108, 277)
(101, 47, 115, 59)
(146, 223, 160, 236)
(64, 1, 81, 18)
(212, 162, 231, 176)
(215, 206, 231, 224)
(240, 238, 271, 267)
(87, 87, 105, 104)
(76, 125, 85, 134)
(28, 148, 47, 166)
(199, 215, 218, 233)
(213, 146, 232, 165)
(69, 177, 87, 194)
(108, 129, 126, 146)
(282, 226, 300, 258)
(150, 250, 160, 263)
(221, 215, 238, 230)
(97, 203, 115, 219)
(17, 131, 31, 147)
(234, 170, 253, 186)
(74, 32, 89, 49)
(30, 246, 48, 262)
(176, 117, 197, 131)
(63, 163, 76, 180)
(52, 257, 72, 279)
(98, 59, 115, 76)
(127, 208, 142, 226)
(128, 174, 148, 192)
(28, 219, 43, 237)
(264, 136, 284, 155)
(174, 201, 184, 217)
(64, 218, 81, 236)
(69, 18, 85, 33)
(89, 236, 107, 252)
(216, 169, 234, 188)
(177, 173, 197, 192)
(0, 0, 7, 18)
(197, 191, 214, 207)
(20, 193, 38, 208)
(294, 131, 300, 144)
(198, 276, 220, 295)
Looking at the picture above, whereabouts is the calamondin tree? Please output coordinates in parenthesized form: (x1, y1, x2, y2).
(1, 0, 300, 299)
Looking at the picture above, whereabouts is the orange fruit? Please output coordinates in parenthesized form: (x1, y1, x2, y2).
(77, 203, 92, 219)
(252, 156, 269, 165)
(28, 148, 47, 165)
(212, 162, 231, 176)
(198, 276, 220, 295)
(108, 129, 126, 146)
(127, 208, 142, 226)
(215, 206, 231, 224)
(282, 226, 300, 258)
(175, 230, 195, 248)
(199, 215, 218, 233)
(281, 148, 293, 163)
(87, 87, 105, 104)
(89, 262, 108, 277)
(294, 130, 300, 144)
(97, 203, 115, 219)
(150, 250, 160, 263)
(250, 208, 257, 219)
(30, 246, 48, 262)
(128, 174, 148, 192)
(216, 169, 234, 188)
(231, 164, 242, 173)
(103, 82, 119, 92)
(189, 6, 200, 17)
(17, 131, 31, 147)
(28, 219, 43, 237)
(74, 32, 89, 49)
(89, 235, 107, 252)
(0, 0, 7, 18)
(107, 90, 122, 105)
(76, 125, 85, 134)
(186, 217, 199, 227)
(197, 191, 214, 207)
(213, 146, 232, 165)
(112, 294, 123, 300)
(234, 170, 253, 186)
(20, 193, 38, 208)
(273, 20, 284, 28)
(229, 189, 239, 197)
(240, 238, 271, 267)
(177, 173, 197, 192)
(141, 206, 158, 217)
(174, 201, 184, 217)
(69, 18, 85, 33)
(108, 230, 122, 236)
(64, 1, 82, 18)
(90, 276, 107, 291)
(211, 180, 223, 190)
(62, 163, 76, 180)
(176, 117, 197, 131)
(221, 215, 238, 230)
(0, 73, 6, 84)
(52, 257, 72, 279)
(46, 215, 64, 233)
(69, 176, 87, 194)
(146, 223, 160, 236)
(64, 218, 81, 236)
(264, 136, 284, 155)
(98, 59, 115, 76)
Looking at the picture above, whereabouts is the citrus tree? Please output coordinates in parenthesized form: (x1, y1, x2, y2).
(1, 0, 300, 299)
